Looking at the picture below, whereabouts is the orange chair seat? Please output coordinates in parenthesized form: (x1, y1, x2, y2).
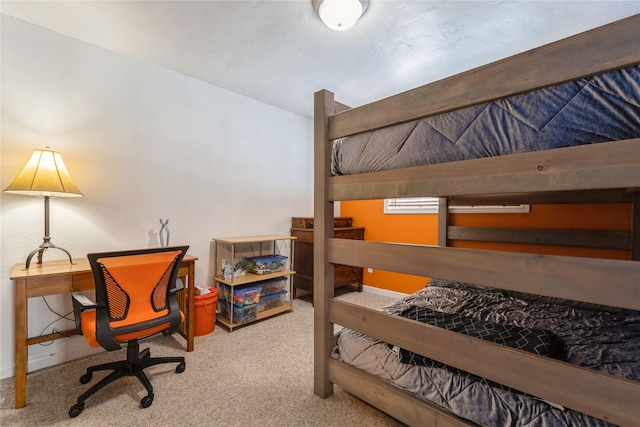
(80, 310, 185, 348)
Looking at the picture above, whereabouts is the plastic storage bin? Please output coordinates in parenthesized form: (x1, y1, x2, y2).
(219, 300, 260, 324)
(219, 284, 261, 307)
(247, 254, 288, 275)
(258, 277, 287, 297)
(258, 290, 288, 312)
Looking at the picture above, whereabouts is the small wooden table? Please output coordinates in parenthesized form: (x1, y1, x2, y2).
(10, 255, 198, 409)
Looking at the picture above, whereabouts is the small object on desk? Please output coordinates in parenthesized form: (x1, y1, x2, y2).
(159, 218, 170, 246)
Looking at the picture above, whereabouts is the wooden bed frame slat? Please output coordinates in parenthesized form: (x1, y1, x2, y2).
(330, 300, 640, 427)
(328, 358, 475, 427)
(329, 138, 640, 202)
(328, 238, 640, 311)
(447, 226, 632, 250)
(328, 14, 640, 140)
(633, 192, 640, 260)
(447, 189, 634, 206)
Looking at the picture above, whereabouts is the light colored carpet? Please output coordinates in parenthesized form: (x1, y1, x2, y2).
(1, 290, 404, 426)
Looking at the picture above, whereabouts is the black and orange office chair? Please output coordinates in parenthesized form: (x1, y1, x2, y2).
(68, 246, 189, 417)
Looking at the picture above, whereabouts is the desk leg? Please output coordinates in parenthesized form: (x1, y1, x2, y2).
(14, 278, 27, 408)
(186, 263, 195, 352)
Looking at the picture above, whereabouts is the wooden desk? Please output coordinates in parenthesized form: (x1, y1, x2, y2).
(10, 255, 198, 409)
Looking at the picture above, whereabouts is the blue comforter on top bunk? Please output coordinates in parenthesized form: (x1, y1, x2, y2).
(333, 279, 640, 427)
(331, 65, 640, 176)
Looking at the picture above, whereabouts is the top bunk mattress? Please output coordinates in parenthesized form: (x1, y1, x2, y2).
(331, 65, 640, 176)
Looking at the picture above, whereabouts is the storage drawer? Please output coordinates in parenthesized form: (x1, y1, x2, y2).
(28, 275, 73, 297)
(291, 217, 353, 229)
(292, 274, 313, 293)
(291, 217, 314, 229)
(335, 228, 365, 240)
(335, 265, 363, 287)
(72, 273, 95, 291)
(291, 227, 364, 243)
(290, 228, 313, 243)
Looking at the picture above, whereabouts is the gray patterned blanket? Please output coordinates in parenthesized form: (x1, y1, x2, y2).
(332, 280, 640, 426)
(396, 305, 566, 366)
(331, 65, 640, 176)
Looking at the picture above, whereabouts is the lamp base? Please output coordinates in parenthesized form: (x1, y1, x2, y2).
(21, 195, 77, 269)
(24, 243, 75, 270)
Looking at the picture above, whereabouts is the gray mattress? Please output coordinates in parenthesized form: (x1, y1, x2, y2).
(332, 279, 640, 426)
(331, 65, 640, 176)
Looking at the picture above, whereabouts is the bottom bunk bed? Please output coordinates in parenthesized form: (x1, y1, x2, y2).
(323, 194, 639, 426)
(332, 279, 640, 426)
(318, 187, 640, 427)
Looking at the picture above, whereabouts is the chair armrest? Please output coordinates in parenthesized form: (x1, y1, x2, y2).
(72, 291, 97, 308)
(71, 291, 97, 335)
(170, 278, 184, 293)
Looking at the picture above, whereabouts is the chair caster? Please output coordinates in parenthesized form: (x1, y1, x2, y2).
(79, 373, 92, 384)
(69, 402, 84, 418)
(140, 394, 154, 408)
(175, 361, 186, 373)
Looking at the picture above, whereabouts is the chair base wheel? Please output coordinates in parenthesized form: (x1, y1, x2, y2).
(79, 373, 92, 384)
(69, 403, 84, 418)
(175, 361, 186, 373)
(141, 394, 154, 408)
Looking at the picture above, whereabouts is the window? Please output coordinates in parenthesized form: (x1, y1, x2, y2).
(384, 197, 529, 214)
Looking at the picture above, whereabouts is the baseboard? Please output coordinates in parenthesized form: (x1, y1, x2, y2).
(0, 345, 102, 380)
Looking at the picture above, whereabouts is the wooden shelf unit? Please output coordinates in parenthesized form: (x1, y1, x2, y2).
(212, 235, 295, 331)
(216, 304, 292, 330)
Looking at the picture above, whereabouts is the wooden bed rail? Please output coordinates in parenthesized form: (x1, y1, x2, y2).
(328, 238, 640, 311)
(328, 14, 640, 140)
(329, 300, 640, 427)
(328, 359, 475, 427)
(441, 191, 640, 260)
(447, 189, 635, 206)
(446, 226, 632, 250)
(329, 138, 640, 202)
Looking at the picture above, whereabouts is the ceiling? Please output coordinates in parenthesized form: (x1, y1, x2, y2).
(2, 1, 639, 118)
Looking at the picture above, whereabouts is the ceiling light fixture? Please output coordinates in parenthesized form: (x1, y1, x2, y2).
(313, 0, 368, 31)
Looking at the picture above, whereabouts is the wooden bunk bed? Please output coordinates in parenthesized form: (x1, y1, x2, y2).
(313, 15, 640, 427)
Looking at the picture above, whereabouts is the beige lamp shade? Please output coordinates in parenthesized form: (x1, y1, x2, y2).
(4, 148, 83, 197)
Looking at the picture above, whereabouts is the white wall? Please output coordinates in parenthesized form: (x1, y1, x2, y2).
(0, 15, 313, 379)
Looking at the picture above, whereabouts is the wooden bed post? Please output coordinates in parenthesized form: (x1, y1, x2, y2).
(632, 191, 639, 261)
(437, 198, 449, 247)
(314, 89, 335, 398)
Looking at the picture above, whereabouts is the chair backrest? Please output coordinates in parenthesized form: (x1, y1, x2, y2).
(87, 246, 189, 350)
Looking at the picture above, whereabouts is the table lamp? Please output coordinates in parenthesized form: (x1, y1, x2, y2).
(4, 147, 83, 268)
